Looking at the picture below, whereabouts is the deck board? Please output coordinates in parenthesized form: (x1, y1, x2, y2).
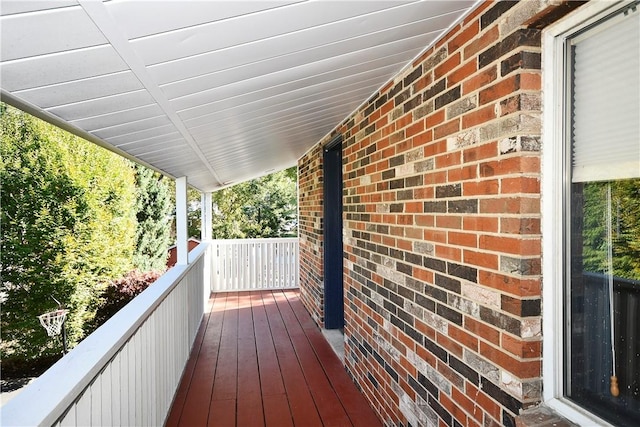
(166, 290, 381, 427)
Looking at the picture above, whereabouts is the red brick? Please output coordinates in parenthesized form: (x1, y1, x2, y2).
(447, 165, 477, 182)
(478, 235, 540, 256)
(413, 186, 433, 199)
(464, 316, 500, 345)
(397, 239, 412, 251)
(424, 229, 447, 244)
(411, 129, 433, 147)
(375, 114, 389, 129)
(464, 249, 499, 270)
(463, 216, 499, 233)
(520, 72, 541, 90)
(464, 25, 500, 59)
(449, 21, 480, 52)
(405, 201, 423, 213)
(413, 73, 434, 92)
(463, 140, 497, 162)
(452, 386, 478, 422)
(434, 119, 461, 140)
(424, 171, 447, 185)
(396, 114, 413, 130)
(436, 215, 462, 229)
(416, 214, 435, 227)
(437, 331, 463, 357)
(479, 341, 541, 378)
(426, 109, 446, 127)
(478, 271, 541, 297)
(435, 52, 461, 80)
(436, 152, 462, 169)
(480, 157, 540, 177)
(501, 334, 542, 359)
(298, 1, 551, 424)
(382, 146, 395, 158)
(406, 120, 425, 138)
(479, 75, 520, 105)
(415, 318, 436, 341)
(501, 176, 540, 194)
(440, 390, 469, 427)
(500, 217, 540, 235)
(424, 140, 447, 158)
(449, 324, 479, 351)
(479, 197, 540, 214)
(405, 227, 422, 239)
(397, 214, 414, 225)
(449, 59, 479, 86)
(398, 330, 417, 352)
(463, 179, 499, 196)
(463, 0, 493, 26)
(416, 344, 437, 368)
(436, 23, 459, 49)
(462, 104, 496, 128)
(472, 385, 502, 420)
(435, 244, 461, 262)
(448, 231, 477, 248)
(413, 267, 434, 283)
(399, 378, 415, 400)
(370, 108, 381, 122)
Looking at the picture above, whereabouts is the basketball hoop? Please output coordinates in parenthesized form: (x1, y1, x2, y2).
(38, 309, 68, 337)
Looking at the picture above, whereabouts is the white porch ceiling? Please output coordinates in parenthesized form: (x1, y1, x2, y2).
(0, 0, 476, 191)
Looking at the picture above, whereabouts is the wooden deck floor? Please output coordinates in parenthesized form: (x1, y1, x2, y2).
(165, 290, 381, 427)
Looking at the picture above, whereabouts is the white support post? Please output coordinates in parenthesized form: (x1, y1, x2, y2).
(201, 191, 213, 297)
(201, 192, 212, 242)
(175, 177, 188, 265)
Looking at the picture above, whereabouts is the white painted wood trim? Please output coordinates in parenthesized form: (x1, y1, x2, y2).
(541, 2, 630, 425)
(176, 176, 188, 265)
(210, 238, 299, 292)
(202, 192, 212, 241)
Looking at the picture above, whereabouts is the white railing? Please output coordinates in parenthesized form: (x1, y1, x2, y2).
(1, 243, 210, 427)
(211, 238, 299, 292)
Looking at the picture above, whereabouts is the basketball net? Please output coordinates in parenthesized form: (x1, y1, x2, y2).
(38, 309, 68, 337)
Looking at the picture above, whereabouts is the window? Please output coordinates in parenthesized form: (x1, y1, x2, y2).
(543, 1, 640, 425)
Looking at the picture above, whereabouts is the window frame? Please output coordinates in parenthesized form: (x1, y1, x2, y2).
(541, 1, 636, 425)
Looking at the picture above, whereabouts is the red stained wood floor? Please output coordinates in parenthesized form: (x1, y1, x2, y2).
(166, 290, 381, 427)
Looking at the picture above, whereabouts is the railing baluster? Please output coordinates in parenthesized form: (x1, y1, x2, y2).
(1, 245, 209, 427)
(208, 238, 299, 292)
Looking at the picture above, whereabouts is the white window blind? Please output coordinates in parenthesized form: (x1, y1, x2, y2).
(571, 6, 640, 183)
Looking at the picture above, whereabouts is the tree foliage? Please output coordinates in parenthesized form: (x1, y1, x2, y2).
(133, 164, 172, 271)
(211, 167, 297, 239)
(1, 105, 137, 360)
(88, 270, 162, 332)
(581, 179, 640, 280)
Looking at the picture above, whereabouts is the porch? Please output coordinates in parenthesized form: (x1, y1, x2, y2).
(1, 238, 381, 426)
(166, 289, 380, 427)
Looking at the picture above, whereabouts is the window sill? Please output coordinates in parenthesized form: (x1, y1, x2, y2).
(515, 406, 579, 427)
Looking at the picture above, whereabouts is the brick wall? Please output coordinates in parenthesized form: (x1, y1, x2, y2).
(298, 142, 325, 325)
(297, 1, 585, 426)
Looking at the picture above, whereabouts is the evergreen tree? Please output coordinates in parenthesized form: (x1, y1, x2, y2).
(133, 164, 172, 271)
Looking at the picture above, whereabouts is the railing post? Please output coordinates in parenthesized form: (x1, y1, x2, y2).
(175, 176, 188, 265)
(201, 192, 213, 297)
(201, 192, 212, 242)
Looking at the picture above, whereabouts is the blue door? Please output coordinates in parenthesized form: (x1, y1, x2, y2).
(323, 136, 343, 330)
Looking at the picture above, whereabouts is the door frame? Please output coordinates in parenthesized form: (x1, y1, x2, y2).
(323, 135, 343, 330)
